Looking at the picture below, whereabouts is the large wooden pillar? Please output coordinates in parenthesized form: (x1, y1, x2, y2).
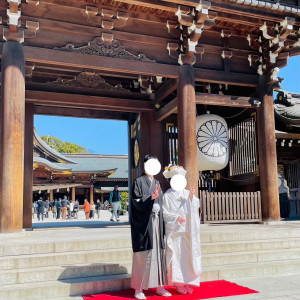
(257, 76, 280, 221)
(0, 41, 25, 233)
(90, 186, 94, 203)
(49, 190, 53, 202)
(177, 64, 199, 196)
(139, 111, 167, 190)
(72, 187, 76, 202)
(23, 103, 34, 229)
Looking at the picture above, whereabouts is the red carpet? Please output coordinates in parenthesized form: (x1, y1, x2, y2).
(83, 280, 258, 299)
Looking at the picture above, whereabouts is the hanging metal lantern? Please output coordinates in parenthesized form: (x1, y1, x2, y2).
(196, 114, 229, 171)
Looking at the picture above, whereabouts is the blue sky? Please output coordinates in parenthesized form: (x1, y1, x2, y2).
(34, 116, 128, 155)
(34, 56, 299, 154)
(278, 56, 300, 93)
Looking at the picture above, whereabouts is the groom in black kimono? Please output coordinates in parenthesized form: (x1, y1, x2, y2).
(130, 154, 171, 299)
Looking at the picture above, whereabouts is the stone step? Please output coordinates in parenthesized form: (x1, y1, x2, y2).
(1, 243, 300, 274)
(2, 227, 300, 257)
(2, 259, 300, 299)
(200, 227, 300, 243)
(0, 238, 132, 257)
(201, 258, 300, 281)
(4, 246, 300, 286)
(202, 248, 300, 267)
(2, 235, 300, 258)
(0, 260, 132, 286)
(0, 248, 133, 270)
(201, 237, 300, 254)
(0, 274, 131, 300)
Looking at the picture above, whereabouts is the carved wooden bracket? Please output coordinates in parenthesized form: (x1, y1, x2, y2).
(25, 62, 35, 78)
(248, 54, 260, 68)
(167, 42, 180, 60)
(279, 17, 295, 40)
(167, 20, 179, 37)
(24, 20, 39, 39)
(260, 22, 277, 40)
(249, 16, 297, 81)
(85, 6, 129, 29)
(138, 76, 153, 94)
(168, 2, 214, 65)
(221, 30, 232, 72)
(267, 67, 280, 85)
(4, 0, 24, 42)
(175, 5, 194, 27)
(247, 34, 260, 50)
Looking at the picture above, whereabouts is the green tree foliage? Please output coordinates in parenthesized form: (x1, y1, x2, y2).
(120, 192, 129, 211)
(41, 136, 88, 154)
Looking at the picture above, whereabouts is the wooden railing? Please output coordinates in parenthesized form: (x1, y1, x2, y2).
(201, 191, 262, 224)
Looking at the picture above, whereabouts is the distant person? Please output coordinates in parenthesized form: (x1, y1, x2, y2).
(61, 196, 69, 220)
(37, 197, 45, 221)
(84, 199, 90, 220)
(70, 201, 74, 213)
(56, 198, 62, 219)
(52, 200, 57, 219)
(90, 200, 95, 219)
(109, 185, 123, 222)
(96, 199, 101, 218)
(34, 201, 38, 214)
(278, 173, 291, 219)
(73, 200, 79, 219)
(44, 199, 50, 218)
(104, 200, 109, 210)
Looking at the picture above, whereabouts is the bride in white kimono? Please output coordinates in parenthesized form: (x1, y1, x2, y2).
(162, 166, 202, 295)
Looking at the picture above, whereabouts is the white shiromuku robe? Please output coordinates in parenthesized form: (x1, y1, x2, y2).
(162, 188, 202, 286)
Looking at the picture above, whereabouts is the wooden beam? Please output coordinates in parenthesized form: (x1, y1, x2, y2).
(0, 44, 260, 87)
(34, 105, 130, 121)
(195, 93, 259, 108)
(26, 82, 150, 101)
(155, 98, 178, 121)
(194, 69, 259, 87)
(154, 78, 177, 104)
(275, 132, 300, 140)
(26, 90, 154, 112)
(35, 0, 178, 12)
(20, 16, 175, 48)
(155, 92, 259, 121)
(21, 45, 180, 79)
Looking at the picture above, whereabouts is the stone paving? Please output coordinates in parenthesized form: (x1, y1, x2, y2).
(209, 274, 300, 300)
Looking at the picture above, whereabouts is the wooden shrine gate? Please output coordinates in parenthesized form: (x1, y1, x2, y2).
(2, 0, 300, 232)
